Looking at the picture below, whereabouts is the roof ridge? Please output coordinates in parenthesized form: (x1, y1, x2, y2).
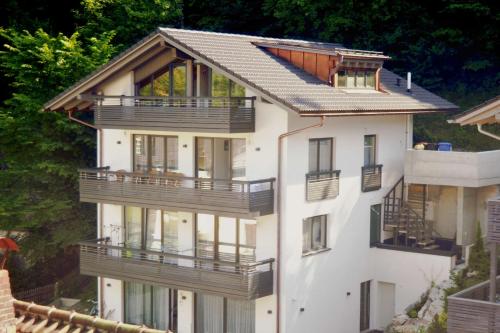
(159, 27, 343, 49)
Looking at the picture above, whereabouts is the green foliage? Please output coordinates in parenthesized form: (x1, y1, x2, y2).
(0, 28, 115, 282)
(406, 288, 430, 318)
(76, 0, 183, 50)
(468, 222, 490, 280)
(427, 312, 447, 333)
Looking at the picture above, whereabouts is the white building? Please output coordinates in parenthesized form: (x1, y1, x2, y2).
(44, 28, 500, 333)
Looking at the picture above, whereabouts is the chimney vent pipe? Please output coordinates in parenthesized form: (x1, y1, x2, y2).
(407, 72, 412, 92)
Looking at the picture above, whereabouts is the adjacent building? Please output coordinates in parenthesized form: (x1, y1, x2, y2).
(44, 28, 500, 333)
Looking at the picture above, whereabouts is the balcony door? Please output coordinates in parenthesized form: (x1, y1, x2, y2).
(195, 138, 246, 181)
(124, 207, 179, 252)
(196, 214, 256, 265)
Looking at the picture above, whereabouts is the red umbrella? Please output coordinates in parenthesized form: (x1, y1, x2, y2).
(0, 238, 19, 269)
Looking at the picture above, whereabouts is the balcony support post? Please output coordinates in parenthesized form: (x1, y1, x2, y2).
(490, 242, 497, 302)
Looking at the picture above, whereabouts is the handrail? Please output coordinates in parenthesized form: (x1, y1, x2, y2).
(306, 169, 341, 178)
(80, 94, 256, 101)
(79, 167, 275, 188)
(79, 239, 274, 271)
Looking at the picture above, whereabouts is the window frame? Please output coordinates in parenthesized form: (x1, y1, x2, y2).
(302, 215, 328, 255)
(369, 204, 382, 247)
(308, 137, 334, 174)
(363, 134, 377, 167)
(132, 134, 178, 173)
(123, 206, 179, 251)
(208, 68, 246, 98)
(123, 282, 177, 331)
(135, 62, 187, 97)
(336, 68, 377, 89)
(194, 137, 246, 180)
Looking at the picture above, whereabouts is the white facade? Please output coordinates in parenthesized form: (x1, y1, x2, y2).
(54, 32, 499, 333)
(86, 65, 467, 333)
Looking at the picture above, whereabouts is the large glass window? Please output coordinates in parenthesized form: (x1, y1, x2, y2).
(302, 215, 328, 254)
(124, 207, 179, 251)
(211, 70, 245, 98)
(196, 294, 255, 333)
(124, 282, 176, 331)
(196, 138, 246, 180)
(133, 135, 178, 172)
(196, 214, 256, 264)
(136, 63, 186, 97)
(363, 135, 376, 166)
(337, 69, 376, 89)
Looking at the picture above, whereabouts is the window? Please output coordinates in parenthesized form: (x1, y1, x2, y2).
(363, 135, 376, 166)
(302, 215, 327, 254)
(133, 135, 178, 172)
(124, 282, 177, 331)
(196, 294, 255, 333)
(196, 214, 256, 264)
(360, 281, 371, 331)
(308, 138, 333, 174)
(370, 204, 381, 246)
(211, 69, 246, 98)
(337, 69, 376, 89)
(196, 138, 246, 180)
(124, 207, 179, 251)
(136, 63, 187, 97)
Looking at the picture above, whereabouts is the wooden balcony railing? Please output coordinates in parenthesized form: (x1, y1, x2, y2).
(80, 94, 255, 133)
(361, 164, 383, 192)
(305, 170, 341, 201)
(448, 276, 500, 333)
(79, 168, 275, 218)
(79, 238, 274, 300)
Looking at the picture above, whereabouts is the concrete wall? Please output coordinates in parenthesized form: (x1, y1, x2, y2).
(369, 249, 454, 330)
(405, 149, 500, 187)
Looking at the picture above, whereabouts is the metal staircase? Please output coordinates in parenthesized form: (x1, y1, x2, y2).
(383, 177, 436, 249)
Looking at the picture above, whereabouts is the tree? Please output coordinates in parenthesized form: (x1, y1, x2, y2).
(0, 28, 115, 288)
(76, 0, 183, 50)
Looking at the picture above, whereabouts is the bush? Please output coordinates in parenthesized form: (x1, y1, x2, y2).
(427, 312, 447, 333)
(468, 222, 489, 280)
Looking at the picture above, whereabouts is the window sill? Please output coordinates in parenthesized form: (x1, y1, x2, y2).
(302, 247, 331, 257)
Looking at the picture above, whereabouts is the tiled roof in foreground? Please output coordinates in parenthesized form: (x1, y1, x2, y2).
(159, 28, 458, 114)
(14, 300, 170, 333)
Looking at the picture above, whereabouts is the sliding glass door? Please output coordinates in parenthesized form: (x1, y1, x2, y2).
(196, 214, 256, 265)
(195, 138, 246, 181)
(125, 282, 177, 331)
(196, 294, 255, 333)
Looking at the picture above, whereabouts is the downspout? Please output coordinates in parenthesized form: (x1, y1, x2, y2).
(477, 124, 500, 141)
(276, 115, 325, 333)
(67, 109, 105, 317)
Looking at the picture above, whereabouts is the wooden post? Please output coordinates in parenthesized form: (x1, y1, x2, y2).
(490, 242, 497, 302)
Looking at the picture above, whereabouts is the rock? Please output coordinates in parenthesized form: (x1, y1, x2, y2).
(392, 314, 409, 326)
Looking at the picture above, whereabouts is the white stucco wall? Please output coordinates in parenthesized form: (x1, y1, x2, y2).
(280, 113, 410, 333)
(92, 64, 466, 333)
(369, 248, 454, 330)
(96, 79, 285, 332)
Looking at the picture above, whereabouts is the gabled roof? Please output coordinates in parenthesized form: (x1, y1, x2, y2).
(45, 28, 458, 116)
(449, 95, 500, 125)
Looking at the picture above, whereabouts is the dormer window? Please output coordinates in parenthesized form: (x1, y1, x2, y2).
(337, 69, 376, 89)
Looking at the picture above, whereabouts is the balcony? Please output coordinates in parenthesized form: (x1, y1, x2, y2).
(79, 168, 275, 218)
(80, 239, 274, 300)
(82, 95, 256, 133)
(361, 164, 383, 192)
(305, 170, 340, 201)
(448, 276, 500, 333)
(404, 149, 500, 187)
